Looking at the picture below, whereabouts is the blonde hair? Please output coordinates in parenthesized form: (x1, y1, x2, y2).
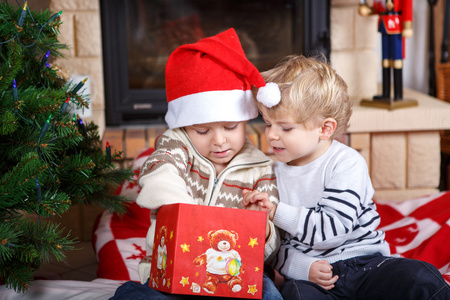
(257, 55, 352, 139)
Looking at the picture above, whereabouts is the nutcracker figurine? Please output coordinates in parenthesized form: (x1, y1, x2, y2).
(359, 0, 418, 109)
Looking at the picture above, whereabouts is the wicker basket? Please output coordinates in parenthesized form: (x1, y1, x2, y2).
(437, 63, 450, 154)
(436, 63, 450, 102)
(442, 132, 450, 154)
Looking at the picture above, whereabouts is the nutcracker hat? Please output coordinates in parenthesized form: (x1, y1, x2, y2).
(164, 28, 280, 129)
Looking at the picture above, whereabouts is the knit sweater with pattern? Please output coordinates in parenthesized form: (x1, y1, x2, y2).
(136, 128, 280, 282)
(271, 140, 390, 281)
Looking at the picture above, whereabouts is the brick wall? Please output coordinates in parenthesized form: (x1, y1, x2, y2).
(50, 0, 106, 135)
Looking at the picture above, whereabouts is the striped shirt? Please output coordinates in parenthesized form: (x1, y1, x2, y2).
(272, 140, 390, 281)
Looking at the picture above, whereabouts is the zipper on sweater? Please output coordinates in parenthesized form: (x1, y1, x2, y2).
(206, 161, 269, 206)
(208, 177, 219, 206)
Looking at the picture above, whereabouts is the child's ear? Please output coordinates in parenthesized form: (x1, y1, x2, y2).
(319, 118, 337, 140)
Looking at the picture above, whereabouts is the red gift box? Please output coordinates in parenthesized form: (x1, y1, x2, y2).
(149, 203, 267, 299)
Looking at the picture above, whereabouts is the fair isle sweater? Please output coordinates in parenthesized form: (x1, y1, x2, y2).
(272, 140, 390, 281)
(136, 128, 280, 282)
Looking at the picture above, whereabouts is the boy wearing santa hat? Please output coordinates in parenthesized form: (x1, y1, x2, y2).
(111, 28, 282, 299)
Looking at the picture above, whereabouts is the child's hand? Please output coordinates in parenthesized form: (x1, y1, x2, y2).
(242, 189, 276, 239)
(242, 189, 260, 211)
(242, 189, 277, 220)
(309, 260, 338, 290)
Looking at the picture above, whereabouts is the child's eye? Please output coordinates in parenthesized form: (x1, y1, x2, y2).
(282, 127, 292, 132)
(224, 124, 238, 131)
(195, 129, 209, 135)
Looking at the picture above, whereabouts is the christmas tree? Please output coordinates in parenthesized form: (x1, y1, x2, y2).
(0, 2, 133, 292)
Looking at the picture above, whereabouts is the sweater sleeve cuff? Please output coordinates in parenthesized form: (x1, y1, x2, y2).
(264, 221, 280, 262)
(275, 248, 317, 281)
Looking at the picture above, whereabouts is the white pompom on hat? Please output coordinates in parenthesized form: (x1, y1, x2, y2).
(164, 28, 281, 129)
(256, 82, 281, 108)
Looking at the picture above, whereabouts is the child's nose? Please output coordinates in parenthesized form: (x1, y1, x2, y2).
(213, 132, 226, 145)
(266, 127, 278, 140)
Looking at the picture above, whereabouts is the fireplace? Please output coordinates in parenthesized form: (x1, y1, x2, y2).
(101, 0, 330, 126)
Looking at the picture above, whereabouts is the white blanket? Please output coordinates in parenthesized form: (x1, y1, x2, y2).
(0, 279, 122, 300)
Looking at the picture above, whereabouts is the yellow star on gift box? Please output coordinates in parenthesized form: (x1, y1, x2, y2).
(198, 236, 204, 242)
(180, 276, 189, 287)
(248, 284, 258, 295)
(248, 237, 258, 248)
(180, 243, 190, 253)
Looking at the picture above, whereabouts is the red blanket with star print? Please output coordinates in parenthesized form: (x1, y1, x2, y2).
(93, 148, 450, 285)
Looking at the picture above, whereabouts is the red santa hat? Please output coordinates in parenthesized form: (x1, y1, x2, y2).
(164, 28, 280, 129)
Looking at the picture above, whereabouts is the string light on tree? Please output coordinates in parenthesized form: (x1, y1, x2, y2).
(16, 2, 27, 28)
(12, 79, 34, 126)
(59, 96, 70, 116)
(39, 114, 52, 141)
(106, 141, 111, 162)
(41, 50, 50, 69)
(12, 79, 18, 101)
(77, 115, 87, 136)
(47, 11, 62, 24)
(71, 77, 88, 95)
(35, 179, 41, 204)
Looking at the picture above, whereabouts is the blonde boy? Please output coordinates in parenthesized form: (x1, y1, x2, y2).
(243, 55, 450, 299)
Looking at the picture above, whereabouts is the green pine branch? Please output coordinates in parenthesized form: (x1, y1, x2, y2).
(0, 218, 76, 293)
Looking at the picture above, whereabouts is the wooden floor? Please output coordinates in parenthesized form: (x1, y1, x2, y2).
(102, 122, 271, 165)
